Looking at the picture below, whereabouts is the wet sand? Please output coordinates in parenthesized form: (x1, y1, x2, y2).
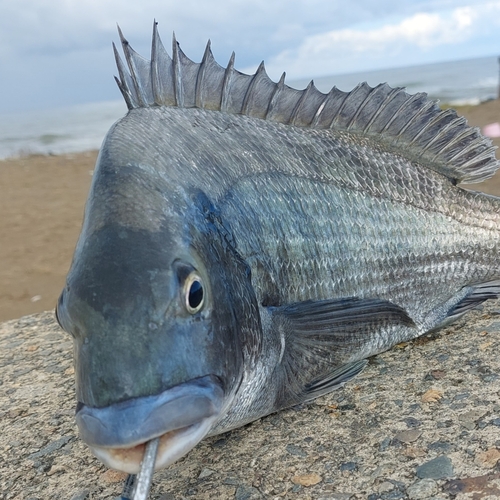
(0, 100, 500, 322)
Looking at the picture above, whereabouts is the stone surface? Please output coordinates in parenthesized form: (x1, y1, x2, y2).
(416, 456, 454, 480)
(2, 302, 500, 499)
(406, 478, 438, 499)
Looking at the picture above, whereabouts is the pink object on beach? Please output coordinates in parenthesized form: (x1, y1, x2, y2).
(482, 122, 500, 138)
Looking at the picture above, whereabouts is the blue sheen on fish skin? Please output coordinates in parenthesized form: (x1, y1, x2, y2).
(56, 24, 500, 474)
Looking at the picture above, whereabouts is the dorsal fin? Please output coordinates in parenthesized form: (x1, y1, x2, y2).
(114, 22, 498, 184)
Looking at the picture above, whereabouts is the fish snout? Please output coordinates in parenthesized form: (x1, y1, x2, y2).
(76, 375, 224, 473)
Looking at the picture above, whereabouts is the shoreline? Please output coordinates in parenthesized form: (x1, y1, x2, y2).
(0, 100, 500, 322)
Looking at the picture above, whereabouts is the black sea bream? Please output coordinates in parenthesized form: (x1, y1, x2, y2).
(56, 23, 500, 475)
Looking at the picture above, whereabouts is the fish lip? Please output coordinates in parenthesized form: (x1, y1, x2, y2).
(75, 374, 224, 449)
(89, 419, 215, 474)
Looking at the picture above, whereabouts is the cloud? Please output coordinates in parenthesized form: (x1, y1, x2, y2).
(0, 0, 498, 112)
(264, 2, 500, 79)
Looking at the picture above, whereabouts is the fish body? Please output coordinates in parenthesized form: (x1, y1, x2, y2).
(56, 24, 500, 474)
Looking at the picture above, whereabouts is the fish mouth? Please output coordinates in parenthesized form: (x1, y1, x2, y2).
(75, 375, 223, 474)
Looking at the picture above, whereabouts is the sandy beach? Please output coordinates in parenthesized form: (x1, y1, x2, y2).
(1, 100, 500, 322)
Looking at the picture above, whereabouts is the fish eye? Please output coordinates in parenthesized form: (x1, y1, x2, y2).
(184, 273, 204, 314)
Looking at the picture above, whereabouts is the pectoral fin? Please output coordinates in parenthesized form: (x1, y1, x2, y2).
(269, 297, 415, 407)
(303, 359, 367, 401)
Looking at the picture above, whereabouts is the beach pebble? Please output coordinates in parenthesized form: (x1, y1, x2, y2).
(395, 429, 422, 443)
(198, 467, 215, 479)
(459, 409, 486, 429)
(416, 456, 453, 479)
(421, 389, 443, 403)
(428, 441, 452, 453)
(404, 417, 421, 428)
(474, 448, 500, 468)
(70, 490, 90, 500)
(406, 478, 438, 499)
(339, 461, 357, 472)
(291, 473, 322, 486)
(377, 481, 394, 493)
(235, 485, 262, 499)
(318, 494, 353, 500)
(286, 444, 307, 457)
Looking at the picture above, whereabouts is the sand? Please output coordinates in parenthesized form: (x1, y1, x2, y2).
(1, 100, 500, 323)
(0, 151, 97, 321)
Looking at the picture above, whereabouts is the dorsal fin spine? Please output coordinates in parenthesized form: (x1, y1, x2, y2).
(380, 92, 424, 134)
(290, 81, 314, 126)
(172, 33, 184, 107)
(395, 100, 436, 143)
(441, 128, 484, 162)
(221, 52, 235, 113)
(328, 88, 352, 129)
(113, 43, 136, 109)
(407, 108, 456, 149)
(345, 84, 376, 130)
(424, 115, 466, 152)
(265, 72, 286, 120)
(440, 127, 479, 160)
(113, 25, 499, 184)
(151, 21, 162, 105)
(361, 85, 400, 133)
(241, 61, 266, 115)
(118, 26, 147, 108)
(195, 41, 211, 108)
(311, 87, 337, 128)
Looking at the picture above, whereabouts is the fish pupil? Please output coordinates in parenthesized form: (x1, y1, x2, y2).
(188, 280, 204, 310)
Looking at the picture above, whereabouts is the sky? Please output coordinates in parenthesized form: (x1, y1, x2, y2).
(0, 0, 499, 113)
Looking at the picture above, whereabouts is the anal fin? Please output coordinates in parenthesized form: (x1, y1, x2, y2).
(448, 280, 500, 317)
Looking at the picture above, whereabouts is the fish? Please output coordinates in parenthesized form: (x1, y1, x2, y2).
(56, 22, 500, 476)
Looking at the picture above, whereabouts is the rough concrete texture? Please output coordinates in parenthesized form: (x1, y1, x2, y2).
(1, 302, 500, 500)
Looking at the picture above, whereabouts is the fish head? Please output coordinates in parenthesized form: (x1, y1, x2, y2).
(56, 134, 260, 473)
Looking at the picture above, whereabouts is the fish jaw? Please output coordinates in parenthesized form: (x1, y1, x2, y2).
(75, 375, 224, 473)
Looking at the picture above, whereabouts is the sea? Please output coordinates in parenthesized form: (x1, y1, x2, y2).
(0, 55, 498, 160)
